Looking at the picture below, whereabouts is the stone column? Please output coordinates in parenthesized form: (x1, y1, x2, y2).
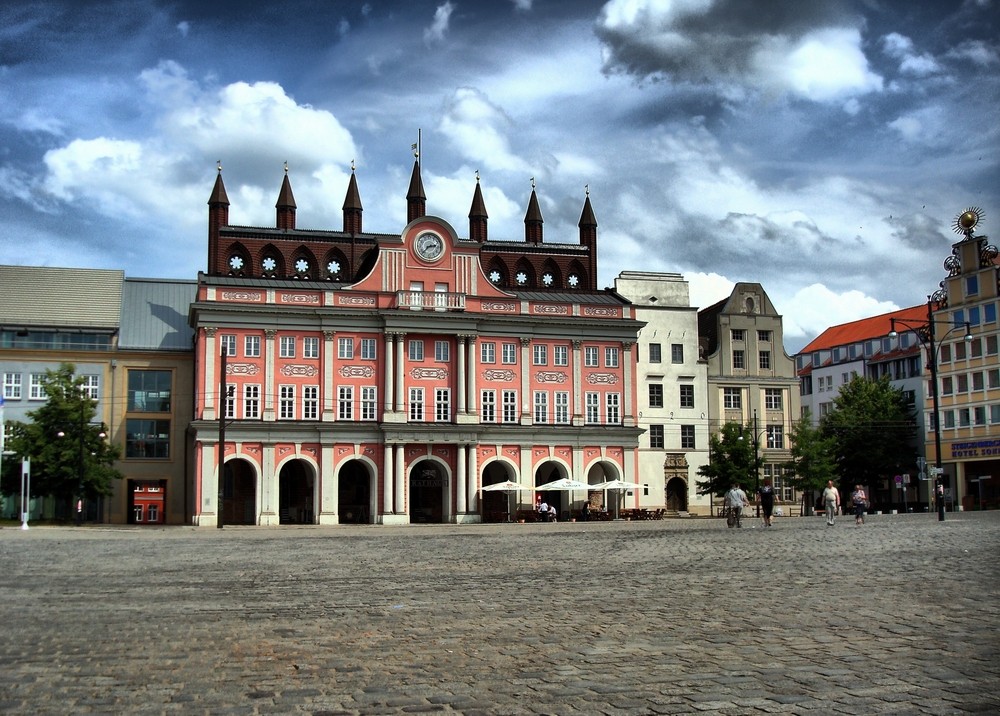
(467, 445, 478, 514)
(457, 444, 467, 513)
(520, 337, 531, 424)
(204, 328, 217, 420)
(384, 332, 395, 413)
(572, 340, 583, 426)
(395, 333, 407, 412)
(394, 444, 406, 514)
(466, 336, 478, 418)
(456, 336, 467, 414)
(622, 341, 635, 427)
(263, 329, 277, 421)
(383, 443, 394, 515)
(323, 330, 336, 422)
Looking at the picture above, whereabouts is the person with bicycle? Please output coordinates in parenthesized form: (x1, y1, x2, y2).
(724, 483, 749, 528)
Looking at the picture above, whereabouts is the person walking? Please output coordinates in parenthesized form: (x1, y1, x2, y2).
(823, 480, 841, 526)
(851, 484, 868, 525)
(724, 483, 749, 528)
(757, 479, 776, 527)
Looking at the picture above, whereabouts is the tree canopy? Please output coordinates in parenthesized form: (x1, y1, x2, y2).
(820, 375, 916, 492)
(2, 364, 122, 509)
(784, 411, 838, 512)
(696, 421, 763, 497)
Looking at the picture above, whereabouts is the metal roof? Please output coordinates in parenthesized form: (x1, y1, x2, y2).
(119, 278, 198, 351)
(0, 265, 123, 329)
(511, 290, 628, 305)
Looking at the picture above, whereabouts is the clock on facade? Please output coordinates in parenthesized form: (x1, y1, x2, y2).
(415, 232, 444, 261)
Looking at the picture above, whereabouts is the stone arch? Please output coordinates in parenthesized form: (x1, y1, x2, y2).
(221, 456, 257, 525)
(480, 456, 519, 523)
(289, 245, 320, 280)
(337, 457, 377, 524)
(409, 456, 452, 524)
(513, 258, 536, 289)
(533, 458, 571, 518)
(584, 458, 623, 514)
(664, 453, 690, 512)
(278, 457, 316, 524)
(323, 248, 349, 282)
(486, 257, 509, 288)
(224, 241, 251, 277)
(540, 259, 562, 289)
(567, 260, 587, 290)
(258, 244, 285, 278)
(354, 248, 379, 282)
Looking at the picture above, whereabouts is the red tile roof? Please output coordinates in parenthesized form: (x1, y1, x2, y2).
(798, 305, 927, 354)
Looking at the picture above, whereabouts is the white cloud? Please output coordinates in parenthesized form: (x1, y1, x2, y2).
(338, 18, 350, 37)
(946, 39, 999, 67)
(439, 87, 531, 174)
(176, 21, 190, 38)
(777, 284, 901, 346)
(511, 0, 533, 10)
(881, 32, 940, 76)
(423, 2, 455, 44)
(887, 106, 948, 146)
(687, 272, 735, 310)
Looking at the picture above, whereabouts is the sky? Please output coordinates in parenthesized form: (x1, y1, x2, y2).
(1, 0, 998, 354)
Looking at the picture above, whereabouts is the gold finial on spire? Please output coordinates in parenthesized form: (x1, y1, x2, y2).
(530, 176, 535, 190)
(411, 142, 418, 159)
(475, 170, 480, 182)
(351, 159, 356, 172)
(217, 160, 222, 173)
(585, 183, 589, 196)
(284, 161, 289, 174)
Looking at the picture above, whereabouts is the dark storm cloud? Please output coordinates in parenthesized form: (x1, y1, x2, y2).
(594, 0, 862, 86)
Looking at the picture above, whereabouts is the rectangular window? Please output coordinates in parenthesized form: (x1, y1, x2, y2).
(759, 350, 771, 370)
(765, 388, 782, 410)
(971, 338, 983, 358)
(766, 425, 784, 449)
(986, 303, 997, 324)
(408, 340, 424, 361)
(435, 340, 450, 362)
(361, 386, 377, 420)
(671, 344, 684, 364)
(649, 343, 662, 363)
(723, 387, 742, 409)
(533, 391, 548, 424)
(502, 390, 518, 423)
(435, 389, 450, 422)
(989, 369, 1000, 389)
(732, 350, 745, 369)
(303, 336, 319, 359)
(986, 335, 998, 356)
(970, 306, 981, 326)
(279, 336, 295, 358)
(302, 386, 319, 420)
(940, 344, 952, 363)
(758, 330, 772, 342)
(942, 376, 953, 395)
(361, 338, 377, 360)
(944, 410, 956, 429)
(584, 346, 598, 367)
(481, 342, 496, 364)
(125, 418, 170, 459)
(991, 405, 1000, 424)
(338, 337, 354, 359)
(243, 384, 260, 419)
(679, 384, 694, 409)
(606, 393, 620, 424)
(3, 372, 22, 400)
(649, 424, 664, 449)
(29, 374, 46, 400)
(224, 386, 235, 419)
(501, 343, 517, 364)
(959, 408, 971, 427)
(481, 390, 496, 422)
(554, 391, 569, 424)
(958, 374, 969, 393)
(244, 335, 261, 357)
(731, 329, 745, 342)
(973, 372, 985, 391)
(127, 370, 171, 412)
(955, 340, 967, 361)
(409, 388, 424, 421)
(648, 384, 664, 408)
(605, 347, 619, 368)
(681, 425, 695, 449)
(966, 275, 979, 296)
(974, 406, 987, 426)
(338, 386, 354, 420)
(279, 385, 295, 420)
(220, 334, 236, 356)
(553, 345, 568, 366)
(586, 393, 600, 424)
(533, 344, 548, 366)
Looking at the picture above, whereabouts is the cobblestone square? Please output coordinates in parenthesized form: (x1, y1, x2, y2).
(1, 512, 998, 715)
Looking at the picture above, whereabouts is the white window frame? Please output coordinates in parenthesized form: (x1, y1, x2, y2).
(533, 391, 548, 424)
(502, 390, 518, 423)
(501, 342, 517, 365)
(409, 388, 425, 422)
(554, 391, 569, 424)
(584, 346, 599, 367)
(606, 393, 620, 424)
(279, 385, 295, 420)
(29, 374, 47, 400)
(361, 386, 377, 421)
(220, 334, 237, 357)
(533, 344, 548, 366)
(723, 387, 742, 409)
(605, 347, 619, 368)
(481, 390, 496, 423)
(338, 386, 354, 421)
(243, 384, 260, 419)
(481, 342, 496, 364)
(553, 345, 568, 366)
(3, 372, 22, 399)
(244, 335, 261, 358)
(409, 340, 424, 361)
(586, 392, 600, 424)
(338, 337, 354, 360)
(435, 388, 451, 422)
(435, 340, 450, 363)
(302, 385, 319, 420)
(80, 375, 100, 400)
(279, 336, 296, 359)
(303, 336, 320, 359)
(765, 388, 782, 410)
(360, 338, 377, 360)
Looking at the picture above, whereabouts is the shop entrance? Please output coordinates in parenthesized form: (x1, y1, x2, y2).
(410, 460, 445, 523)
(339, 459, 373, 524)
(222, 458, 256, 525)
(279, 459, 314, 524)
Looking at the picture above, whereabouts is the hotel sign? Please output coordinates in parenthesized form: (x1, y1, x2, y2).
(950, 439, 1000, 458)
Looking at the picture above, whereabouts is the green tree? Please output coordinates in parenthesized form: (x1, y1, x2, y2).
(821, 375, 916, 494)
(697, 421, 763, 498)
(3, 364, 122, 515)
(784, 411, 838, 515)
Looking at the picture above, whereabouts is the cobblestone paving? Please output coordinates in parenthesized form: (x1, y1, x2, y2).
(1, 512, 998, 715)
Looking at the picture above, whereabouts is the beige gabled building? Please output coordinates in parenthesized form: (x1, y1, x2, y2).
(698, 283, 801, 510)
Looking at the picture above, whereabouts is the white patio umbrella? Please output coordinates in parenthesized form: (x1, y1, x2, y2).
(480, 480, 534, 522)
(590, 479, 643, 520)
(534, 477, 592, 520)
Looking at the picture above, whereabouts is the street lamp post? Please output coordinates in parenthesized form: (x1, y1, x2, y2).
(56, 393, 107, 526)
(889, 296, 972, 522)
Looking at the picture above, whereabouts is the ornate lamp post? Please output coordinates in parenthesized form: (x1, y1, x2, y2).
(889, 300, 972, 521)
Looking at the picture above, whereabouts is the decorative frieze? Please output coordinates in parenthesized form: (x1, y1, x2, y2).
(339, 365, 376, 378)
(535, 371, 568, 384)
(411, 367, 448, 380)
(586, 373, 620, 385)
(533, 304, 569, 315)
(279, 293, 320, 304)
(339, 295, 376, 306)
(280, 364, 320, 377)
(221, 290, 264, 302)
(481, 302, 516, 312)
(584, 306, 617, 317)
(227, 363, 261, 375)
(483, 369, 515, 382)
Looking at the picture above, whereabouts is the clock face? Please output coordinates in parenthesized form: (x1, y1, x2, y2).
(415, 232, 444, 261)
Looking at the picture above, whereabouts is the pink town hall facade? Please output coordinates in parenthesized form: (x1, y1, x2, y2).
(188, 162, 644, 525)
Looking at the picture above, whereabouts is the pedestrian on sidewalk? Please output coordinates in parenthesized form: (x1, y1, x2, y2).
(851, 484, 868, 525)
(724, 483, 749, 528)
(757, 479, 776, 527)
(823, 480, 841, 526)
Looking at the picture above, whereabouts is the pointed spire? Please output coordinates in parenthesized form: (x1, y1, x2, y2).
(578, 184, 597, 228)
(524, 177, 543, 244)
(468, 170, 488, 243)
(578, 185, 597, 290)
(275, 161, 296, 230)
(407, 158, 426, 223)
(207, 161, 230, 275)
(343, 161, 363, 234)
